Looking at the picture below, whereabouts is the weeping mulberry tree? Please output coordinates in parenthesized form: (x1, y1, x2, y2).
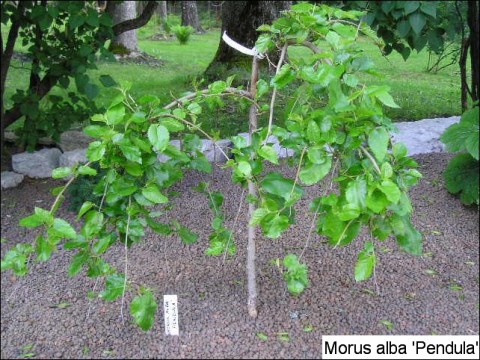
(1, 3, 423, 330)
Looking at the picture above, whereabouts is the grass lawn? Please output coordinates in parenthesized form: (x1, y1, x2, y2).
(3, 16, 469, 137)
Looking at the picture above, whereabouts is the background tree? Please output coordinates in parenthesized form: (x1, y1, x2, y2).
(181, 1, 204, 33)
(107, 0, 139, 54)
(205, 1, 291, 78)
(347, 0, 478, 111)
(0, 1, 158, 152)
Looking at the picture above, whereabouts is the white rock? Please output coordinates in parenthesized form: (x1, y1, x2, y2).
(237, 133, 294, 158)
(391, 116, 460, 156)
(12, 148, 62, 178)
(58, 130, 94, 152)
(201, 139, 232, 163)
(59, 148, 88, 168)
(1, 171, 24, 189)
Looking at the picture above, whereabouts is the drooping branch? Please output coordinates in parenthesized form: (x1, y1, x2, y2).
(111, 1, 158, 36)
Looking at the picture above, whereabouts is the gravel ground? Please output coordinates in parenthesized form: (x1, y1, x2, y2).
(1, 152, 479, 359)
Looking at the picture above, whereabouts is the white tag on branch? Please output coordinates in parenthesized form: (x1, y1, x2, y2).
(222, 31, 265, 59)
(164, 295, 179, 336)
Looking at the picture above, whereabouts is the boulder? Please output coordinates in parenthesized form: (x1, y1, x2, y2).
(201, 139, 233, 163)
(12, 148, 62, 178)
(59, 149, 88, 168)
(1, 171, 24, 189)
(58, 130, 94, 152)
(391, 116, 460, 156)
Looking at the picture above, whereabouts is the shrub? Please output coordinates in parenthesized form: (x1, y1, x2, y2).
(440, 105, 479, 205)
(172, 25, 194, 45)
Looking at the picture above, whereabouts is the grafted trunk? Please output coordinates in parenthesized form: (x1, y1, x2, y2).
(181, 1, 204, 33)
(468, 1, 479, 105)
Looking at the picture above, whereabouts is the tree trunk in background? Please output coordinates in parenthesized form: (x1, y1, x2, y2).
(205, 1, 291, 77)
(468, 1, 479, 106)
(109, 1, 139, 54)
(158, 1, 167, 22)
(181, 1, 205, 33)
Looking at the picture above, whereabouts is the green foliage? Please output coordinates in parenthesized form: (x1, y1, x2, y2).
(441, 106, 479, 205)
(172, 25, 194, 45)
(283, 254, 309, 295)
(349, 1, 464, 61)
(2, 1, 116, 150)
(1, 4, 425, 331)
(66, 162, 105, 213)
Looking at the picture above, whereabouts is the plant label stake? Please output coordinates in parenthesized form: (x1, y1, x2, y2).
(164, 295, 179, 335)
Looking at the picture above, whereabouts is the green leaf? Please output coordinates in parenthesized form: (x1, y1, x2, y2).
(36, 235, 54, 262)
(142, 185, 168, 204)
(394, 217, 422, 255)
(263, 214, 290, 239)
(404, 1, 420, 15)
(393, 142, 408, 159)
(52, 167, 73, 179)
(237, 161, 252, 177)
(443, 153, 479, 205)
(130, 290, 157, 331)
(271, 64, 295, 89)
(68, 251, 89, 277)
(77, 166, 97, 176)
(420, 2, 436, 18)
(99, 74, 117, 87)
(255, 34, 275, 53)
(261, 172, 304, 201)
(355, 242, 376, 281)
(83, 211, 104, 239)
(100, 274, 125, 301)
(381, 163, 393, 179)
(119, 144, 142, 164)
(256, 332, 269, 341)
(250, 208, 270, 226)
(187, 102, 202, 115)
(106, 104, 125, 125)
(93, 234, 114, 255)
(178, 225, 199, 244)
(19, 214, 43, 228)
(125, 162, 143, 177)
(322, 214, 361, 247)
(299, 158, 332, 185)
(409, 12, 426, 35)
(84, 83, 99, 100)
(378, 180, 401, 203)
(77, 201, 94, 220)
(147, 124, 170, 152)
(258, 145, 279, 164)
(86, 141, 106, 162)
(256, 79, 270, 99)
(52, 218, 77, 239)
(396, 19, 411, 37)
(160, 118, 185, 132)
(345, 178, 367, 210)
(366, 190, 390, 213)
(307, 120, 321, 144)
(368, 127, 389, 162)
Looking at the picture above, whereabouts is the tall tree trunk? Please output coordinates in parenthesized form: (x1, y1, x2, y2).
(468, 1, 479, 106)
(205, 1, 291, 78)
(109, 1, 139, 54)
(158, 1, 167, 22)
(181, 1, 205, 33)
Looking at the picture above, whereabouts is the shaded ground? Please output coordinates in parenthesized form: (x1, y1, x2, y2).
(1, 153, 479, 359)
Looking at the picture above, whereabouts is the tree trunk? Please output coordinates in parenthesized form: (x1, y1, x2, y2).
(204, 1, 290, 78)
(109, 1, 139, 54)
(211, 1, 290, 63)
(468, 1, 479, 105)
(158, 1, 167, 22)
(181, 1, 205, 33)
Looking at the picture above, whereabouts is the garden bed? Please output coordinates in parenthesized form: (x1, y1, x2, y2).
(1, 152, 478, 359)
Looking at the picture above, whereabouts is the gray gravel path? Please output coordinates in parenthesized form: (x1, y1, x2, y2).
(1, 152, 479, 359)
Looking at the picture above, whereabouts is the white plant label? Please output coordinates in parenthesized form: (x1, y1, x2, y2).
(163, 295, 179, 336)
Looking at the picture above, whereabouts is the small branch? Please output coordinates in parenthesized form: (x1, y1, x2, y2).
(86, 277, 100, 319)
(222, 187, 246, 264)
(120, 196, 132, 324)
(359, 145, 381, 175)
(263, 43, 289, 145)
(163, 87, 254, 110)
